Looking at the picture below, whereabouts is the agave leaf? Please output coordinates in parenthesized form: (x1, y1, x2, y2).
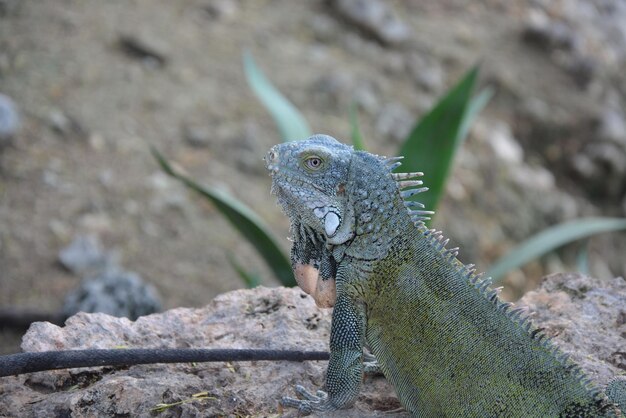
(575, 240, 589, 275)
(151, 147, 295, 287)
(243, 52, 311, 142)
(458, 87, 493, 146)
(489, 217, 626, 283)
(349, 101, 366, 151)
(398, 66, 486, 217)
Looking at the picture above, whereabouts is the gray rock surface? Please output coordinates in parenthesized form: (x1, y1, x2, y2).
(1, 274, 625, 416)
(2, 286, 400, 417)
(519, 273, 626, 386)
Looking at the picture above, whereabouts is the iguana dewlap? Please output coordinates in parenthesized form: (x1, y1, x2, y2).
(293, 262, 336, 308)
(265, 134, 626, 417)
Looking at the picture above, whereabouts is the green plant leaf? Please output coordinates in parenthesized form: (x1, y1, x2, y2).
(488, 217, 626, 283)
(227, 253, 262, 288)
(398, 66, 485, 217)
(458, 87, 493, 147)
(349, 102, 366, 150)
(243, 52, 311, 142)
(151, 147, 295, 287)
(575, 240, 589, 275)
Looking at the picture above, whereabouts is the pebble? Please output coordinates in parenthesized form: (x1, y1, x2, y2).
(58, 234, 116, 276)
(330, 0, 411, 46)
(0, 92, 19, 145)
(201, 0, 239, 21)
(522, 11, 579, 52)
(485, 122, 524, 164)
(597, 107, 626, 145)
(117, 33, 168, 68)
(62, 267, 162, 320)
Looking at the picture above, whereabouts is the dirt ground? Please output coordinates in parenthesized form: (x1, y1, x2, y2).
(1, 0, 625, 354)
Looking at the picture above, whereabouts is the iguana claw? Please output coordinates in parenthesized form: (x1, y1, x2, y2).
(281, 385, 333, 415)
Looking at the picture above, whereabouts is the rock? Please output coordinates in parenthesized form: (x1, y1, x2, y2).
(330, 0, 411, 46)
(574, 141, 626, 198)
(563, 53, 597, 88)
(519, 273, 626, 386)
(520, 0, 626, 87)
(58, 234, 160, 321)
(4, 287, 401, 417)
(522, 10, 579, 52)
(484, 121, 524, 164)
(201, 0, 239, 21)
(62, 268, 162, 320)
(1, 276, 623, 416)
(597, 107, 626, 145)
(117, 33, 168, 68)
(58, 234, 116, 276)
(0, 92, 19, 146)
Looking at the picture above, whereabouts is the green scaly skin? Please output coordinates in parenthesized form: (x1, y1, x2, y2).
(265, 134, 625, 417)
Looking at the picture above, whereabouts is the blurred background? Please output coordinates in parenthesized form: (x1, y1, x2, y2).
(1, 0, 625, 354)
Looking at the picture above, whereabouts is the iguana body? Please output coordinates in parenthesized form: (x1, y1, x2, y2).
(265, 134, 625, 417)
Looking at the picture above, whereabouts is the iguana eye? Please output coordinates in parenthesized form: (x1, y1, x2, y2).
(304, 156, 324, 170)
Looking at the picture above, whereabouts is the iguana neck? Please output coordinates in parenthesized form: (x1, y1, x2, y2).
(338, 151, 419, 264)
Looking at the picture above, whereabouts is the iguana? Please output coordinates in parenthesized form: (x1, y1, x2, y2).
(265, 134, 626, 417)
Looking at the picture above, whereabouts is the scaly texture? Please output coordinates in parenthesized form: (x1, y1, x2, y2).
(265, 134, 625, 417)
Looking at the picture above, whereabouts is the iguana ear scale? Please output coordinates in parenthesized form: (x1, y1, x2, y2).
(324, 211, 341, 237)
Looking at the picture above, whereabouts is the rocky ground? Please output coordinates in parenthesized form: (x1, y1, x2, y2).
(0, 273, 624, 416)
(1, 0, 626, 354)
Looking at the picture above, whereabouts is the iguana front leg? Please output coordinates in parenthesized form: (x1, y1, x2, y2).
(282, 292, 366, 414)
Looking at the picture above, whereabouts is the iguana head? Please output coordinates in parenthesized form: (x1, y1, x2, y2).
(265, 134, 357, 306)
(266, 134, 430, 306)
(265, 134, 356, 246)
